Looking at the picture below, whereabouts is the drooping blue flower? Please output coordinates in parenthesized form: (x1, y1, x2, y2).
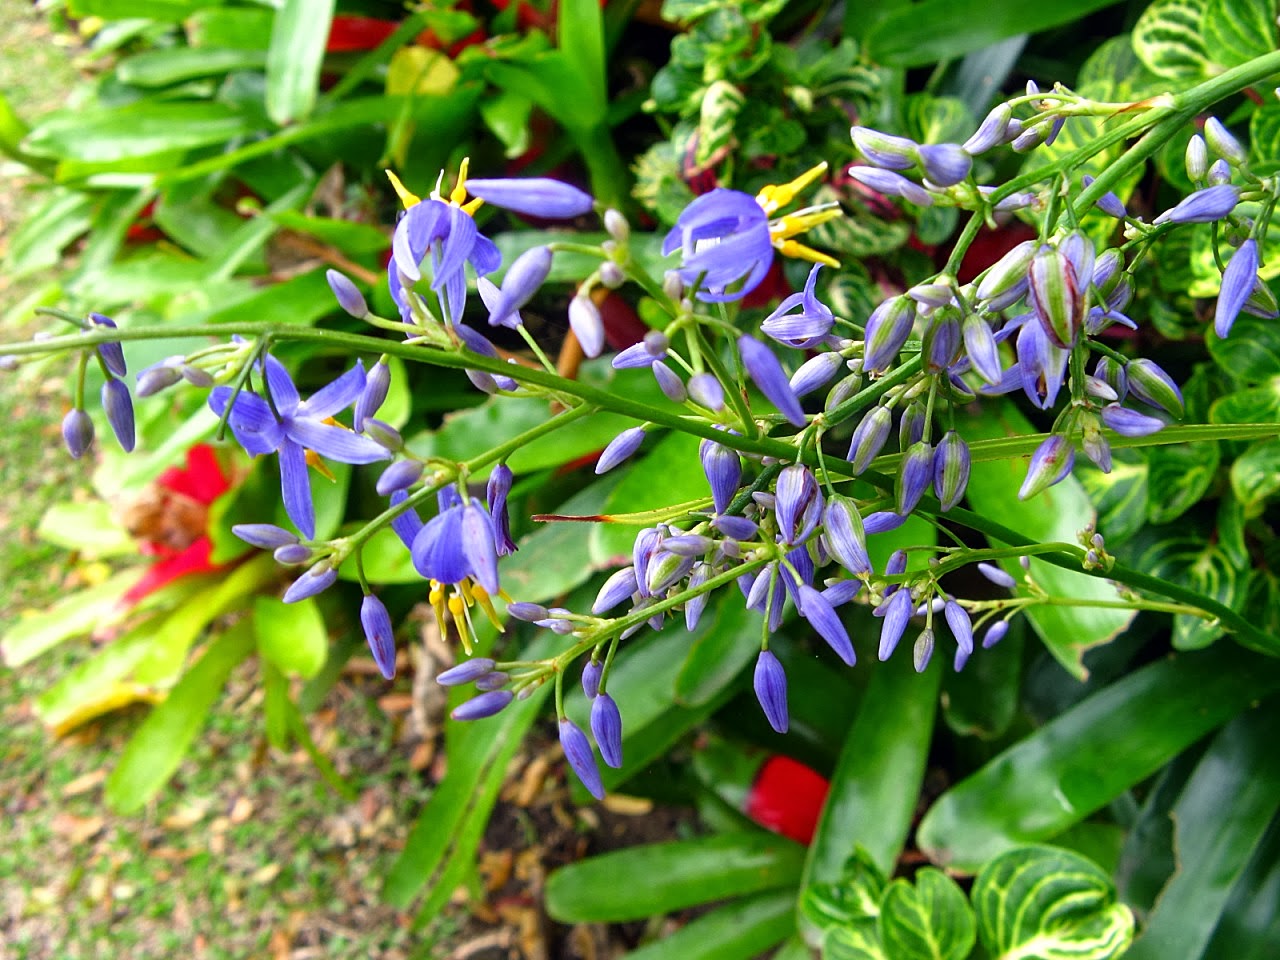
(753, 650, 789, 733)
(360, 594, 397, 679)
(760, 264, 834, 348)
(410, 494, 501, 595)
(208, 357, 391, 538)
(590, 694, 624, 768)
(1214, 238, 1259, 338)
(560, 718, 605, 800)
(663, 189, 774, 302)
(738, 335, 806, 428)
(391, 197, 502, 324)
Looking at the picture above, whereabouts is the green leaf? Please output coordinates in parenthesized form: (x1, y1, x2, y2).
(973, 845, 1134, 960)
(1232, 438, 1280, 512)
(675, 594, 760, 707)
(3, 189, 94, 277)
(253, 595, 328, 679)
(0, 569, 144, 667)
(1126, 701, 1280, 959)
(186, 6, 276, 49)
(1129, 531, 1248, 650)
(261, 659, 290, 751)
(37, 501, 136, 557)
(941, 616, 1025, 739)
(959, 404, 1134, 678)
(545, 832, 805, 923)
(1144, 440, 1219, 524)
(803, 655, 942, 890)
(879, 869, 975, 960)
(1209, 314, 1280, 382)
(265, 0, 335, 126)
(917, 645, 1280, 872)
(23, 103, 255, 162)
(1203, 815, 1280, 957)
(69, 0, 205, 19)
(1249, 101, 1280, 176)
(623, 889, 797, 960)
(697, 79, 744, 166)
(557, 0, 606, 116)
(800, 848, 888, 936)
(104, 620, 255, 813)
(1203, 0, 1278, 70)
(269, 210, 390, 256)
(1132, 0, 1211, 79)
(1075, 452, 1148, 541)
(1210, 379, 1280, 424)
(864, 0, 1127, 67)
(116, 48, 267, 87)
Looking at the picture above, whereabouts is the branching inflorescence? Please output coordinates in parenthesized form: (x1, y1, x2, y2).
(8, 70, 1280, 800)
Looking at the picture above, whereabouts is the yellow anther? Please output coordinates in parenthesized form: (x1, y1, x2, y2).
(459, 579, 476, 607)
(770, 207, 843, 240)
(473, 586, 504, 631)
(774, 239, 841, 268)
(755, 161, 829, 214)
(462, 196, 484, 216)
(386, 170, 420, 209)
(450, 156, 471, 206)
(303, 449, 337, 481)
(447, 593, 474, 654)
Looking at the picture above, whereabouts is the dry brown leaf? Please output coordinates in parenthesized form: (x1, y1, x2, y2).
(51, 812, 104, 844)
(601, 794, 654, 816)
(377, 693, 415, 714)
(228, 795, 254, 824)
(61, 768, 106, 797)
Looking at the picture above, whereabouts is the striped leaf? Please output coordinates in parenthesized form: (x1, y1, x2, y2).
(879, 870, 975, 960)
(1232, 439, 1280, 512)
(1132, 0, 1211, 80)
(1076, 451, 1149, 542)
(972, 846, 1134, 960)
(696, 79, 744, 166)
(1204, 0, 1278, 69)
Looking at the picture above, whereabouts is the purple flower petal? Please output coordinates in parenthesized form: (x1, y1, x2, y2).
(753, 650, 789, 733)
(361, 595, 397, 679)
(278, 439, 315, 539)
(465, 177, 594, 218)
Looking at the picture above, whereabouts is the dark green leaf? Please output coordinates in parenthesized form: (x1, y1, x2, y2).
(1203, 0, 1278, 69)
(116, 48, 267, 87)
(1210, 379, 1280, 424)
(973, 845, 1134, 960)
(265, 0, 335, 125)
(1127, 701, 1280, 959)
(1076, 452, 1148, 542)
(23, 103, 254, 162)
(1144, 441, 1219, 524)
(941, 616, 1025, 739)
(625, 889, 796, 960)
(104, 621, 255, 813)
(1209, 314, 1280, 382)
(544, 832, 805, 923)
(1231, 438, 1280, 513)
(917, 646, 1280, 872)
(879, 870, 975, 960)
(1132, 0, 1211, 79)
(801, 847, 887, 936)
(1250, 102, 1280, 175)
(1204, 815, 1280, 958)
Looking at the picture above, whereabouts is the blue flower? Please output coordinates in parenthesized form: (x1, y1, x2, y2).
(209, 356, 390, 538)
(410, 489, 500, 595)
(760, 264, 835, 348)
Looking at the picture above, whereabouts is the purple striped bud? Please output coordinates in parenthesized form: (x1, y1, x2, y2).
(823, 579, 863, 606)
(962, 314, 1002, 384)
(738, 336, 806, 427)
(886, 549, 908, 578)
(233, 524, 298, 550)
(590, 694, 624, 768)
(863, 296, 916, 373)
(913, 629, 935, 672)
(569, 294, 605, 358)
(136, 362, 183, 397)
(712, 515, 757, 540)
(581, 660, 602, 699)
(1011, 123, 1050, 152)
(1214, 238, 1258, 338)
(977, 562, 1016, 589)
(437, 657, 497, 686)
(453, 689, 515, 721)
(363, 418, 404, 452)
(983, 620, 1010, 648)
(489, 246, 552, 326)
(918, 143, 972, 187)
(274, 544, 313, 565)
(595, 427, 646, 474)
(1207, 159, 1232, 186)
(593, 566, 638, 614)
(283, 563, 338, 603)
(101, 378, 135, 452)
(864, 511, 906, 535)
(963, 103, 1012, 155)
(976, 240, 1036, 302)
(376, 459, 424, 496)
(933, 430, 970, 511)
(506, 602, 547, 622)
(478, 276, 524, 330)
(1081, 176, 1127, 219)
(1101, 403, 1166, 436)
(1126, 359, 1184, 417)
(825, 371, 864, 413)
(847, 166, 934, 206)
(1084, 376, 1119, 402)
(355, 360, 390, 431)
(688, 373, 725, 410)
(790, 352, 844, 398)
(900, 398, 924, 445)
(878, 587, 913, 660)
(61, 408, 94, 459)
(464, 177, 594, 218)
(613, 342, 660, 368)
(645, 550, 693, 595)
(776, 464, 818, 546)
(88, 314, 127, 378)
(753, 650, 789, 733)
(358, 595, 396, 679)
(1186, 134, 1208, 181)
(559, 718, 604, 799)
(1153, 184, 1239, 225)
(326, 269, 368, 318)
(846, 406, 893, 474)
(600, 261, 624, 288)
(1094, 357, 1127, 400)
(824, 495, 871, 577)
(925, 315, 961, 371)
(1028, 246, 1082, 348)
(1204, 117, 1246, 166)
(700, 439, 742, 514)
(944, 600, 974, 656)
(475, 672, 509, 691)
(850, 126, 919, 170)
(908, 283, 954, 308)
(683, 562, 711, 631)
(799, 585, 856, 665)
(632, 527, 662, 598)
(661, 535, 715, 556)
(897, 440, 934, 515)
(1018, 435, 1075, 499)
(651, 360, 687, 403)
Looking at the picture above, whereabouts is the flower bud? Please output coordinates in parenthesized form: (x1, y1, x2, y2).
(850, 125, 919, 170)
(1081, 175, 1127, 219)
(687, 372, 725, 411)
(847, 166, 934, 206)
(976, 240, 1036, 302)
(489, 246, 553, 326)
(1207, 159, 1232, 186)
(878, 587, 913, 661)
(376, 459, 424, 496)
(1028, 246, 1082, 348)
(645, 551, 692, 596)
(1081, 418, 1112, 473)
(662, 270, 684, 302)
(1018, 435, 1075, 500)
(569, 294, 605, 358)
(595, 427, 646, 474)
(234, 524, 298, 550)
(362, 418, 404, 452)
(1153, 185, 1239, 225)
(863, 296, 916, 373)
(738, 335, 806, 427)
(944, 600, 974, 656)
(1214, 237, 1258, 338)
(590, 694, 624, 768)
(1204, 117, 1246, 166)
(560, 718, 604, 799)
(651, 360, 687, 403)
(913, 629, 935, 672)
(465, 177, 594, 218)
(753, 650, 789, 733)
(355, 359, 390, 431)
(963, 103, 1012, 155)
(977, 562, 1017, 589)
(599, 261, 624, 288)
(1125, 359, 1184, 417)
(282, 563, 338, 603)
(1101, 403, 1165, 436)
(897, 440, 934, 515)
(824, 371, 863, 413)
(962, 314, 1002, 385)
(101, 378, 135, 452)
(925, 315, 960, 372)
(136, 362, 184, 398)
(790, 352, 843, 398)
(507, 601, 549, 621)
(437, 657, 497, 687)
(1186, 134, 1208, 181)
(360, 594, 397, 679)
(823, 495, 871, 577)
(846, 405, 893, 474)
(593, 566, 639, 614)
(581, 660, 602, 699)
(983, 620, 1010, 648)
(917, 143, 971, 187)
(61, 408, 94, 459)
(933, 430, 970, 511)
(326, 269, 368, 318)
(453, 690, 515, 721)
(273, 544, 313, 566)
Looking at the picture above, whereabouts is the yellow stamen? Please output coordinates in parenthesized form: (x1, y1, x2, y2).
(386, 170, 420, 209)
(462, 196, 484, 216)
(303, 449, 337, 481)
(774, 239, 841, 268)
(459, 579, 476, 608)
(450, 156, 471, 206)
(471, 584, 505, 631)
(447, 593, 473, 654)
(770, 206, 843, 240)
(756, 161, 829, 215)
(429, 581, 448, 637)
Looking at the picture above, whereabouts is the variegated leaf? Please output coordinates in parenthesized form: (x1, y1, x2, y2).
(878, 870, 975, 960)
(1204, 0, 1278, 69)
(1132, 0, 1211, 79)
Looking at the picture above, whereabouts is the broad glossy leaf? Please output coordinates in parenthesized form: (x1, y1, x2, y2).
(1144, 440, 1219, 524)
(116, 48, 267, 87)
(1075, 452, 1148, 541)
(973, 845, 1134, 960)
(3, 189, 94, 276)
(803, 655, 942, 888)
(1203, 0, 1277, 69)
(959, 404, 1133, 678)
(265, 0, 335, 125)
(624, 889, 796, 960)
(1210, 379, 1280, 424)
(1127, 701, 1280, 959)
(879, 870, 975, 960)
(104, 620, 255, 813)
(1204, 815, 1280, 958)
(23, 103, 254, 162)
(545, 832, 805, 922)
(800, 847, 887, 937)
(1231, 438, 1280, 513)
(253, 595, 328, 679)
(36, 501, 135, 557)
(1132, 0, 1210, 79)
(917, 646, 1280, 872)
(1209, 314, 1280, 382)
(1129, 530, 1249, 650)
(186, 6, 275, 49)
